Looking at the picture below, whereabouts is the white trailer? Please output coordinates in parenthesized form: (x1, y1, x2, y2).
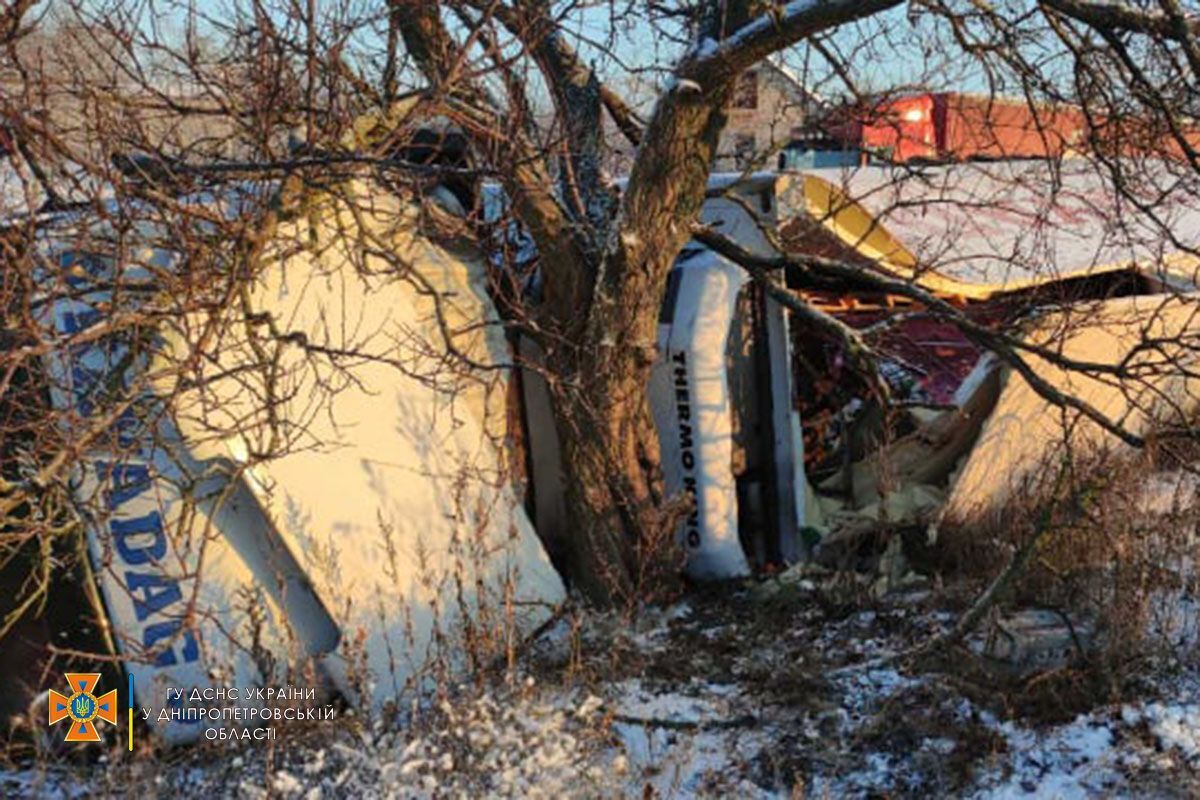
(35, 182, 564, 744)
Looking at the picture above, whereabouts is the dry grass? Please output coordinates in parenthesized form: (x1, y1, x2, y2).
(931, 434, 1200, 721)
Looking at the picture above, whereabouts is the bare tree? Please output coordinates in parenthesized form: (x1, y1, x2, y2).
(3, 0, 1200, 624)
(389, 0, 1200, 603)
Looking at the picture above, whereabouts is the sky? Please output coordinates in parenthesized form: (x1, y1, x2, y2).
(59, 0, 1066, 111)
(560, 4, 1002, 104)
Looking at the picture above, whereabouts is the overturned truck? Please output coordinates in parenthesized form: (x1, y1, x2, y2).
(5, 154, 1200, 744)
(526, 160, 1200, 580)
(756, 161, 1200, 566)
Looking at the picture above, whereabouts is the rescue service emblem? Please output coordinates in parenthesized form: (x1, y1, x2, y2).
(48, 673, 117, 742)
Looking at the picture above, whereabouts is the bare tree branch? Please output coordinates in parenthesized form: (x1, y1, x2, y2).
(1041, 0, 1200, 39)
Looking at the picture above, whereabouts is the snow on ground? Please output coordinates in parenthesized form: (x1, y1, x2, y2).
(968, 684, 1200, 799)
(5, 582, 1200, 798)
(973, 712, 1127, 799)
(575, 585, 1200, 798)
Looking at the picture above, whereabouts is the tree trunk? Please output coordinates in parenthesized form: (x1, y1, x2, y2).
(551, 378, 664, 604)
(548, 85, 735, 605)
(395, 0, 902, 606)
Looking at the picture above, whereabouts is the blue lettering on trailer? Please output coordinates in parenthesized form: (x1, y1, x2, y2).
(95, 461, 201, 666)
(52, 262, 200, 669)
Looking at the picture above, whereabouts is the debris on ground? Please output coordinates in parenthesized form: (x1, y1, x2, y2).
(4, 575, 1200, 797)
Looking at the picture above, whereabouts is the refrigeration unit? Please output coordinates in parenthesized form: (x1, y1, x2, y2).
(519, 174, 813, 581)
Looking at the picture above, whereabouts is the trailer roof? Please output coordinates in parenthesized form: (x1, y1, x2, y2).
(778, 160, 1200, 298)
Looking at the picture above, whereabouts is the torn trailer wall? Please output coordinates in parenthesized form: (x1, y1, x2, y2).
(940, 294, 1200, 527)
(38, 240, 337, 745)
(699, 167, 1200, 561)
(34, 179, 564, 744)
(773, 169, 1200, 570)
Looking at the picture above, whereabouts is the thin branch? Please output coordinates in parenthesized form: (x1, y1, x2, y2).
(691, 223, 1148, 448)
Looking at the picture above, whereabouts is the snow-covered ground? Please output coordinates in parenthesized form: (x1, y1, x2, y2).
(5, 581, 1200, 798)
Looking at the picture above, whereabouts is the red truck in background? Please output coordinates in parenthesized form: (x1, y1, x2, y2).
(855, 93, 1087, 163)
(809, 91, 1200, 164)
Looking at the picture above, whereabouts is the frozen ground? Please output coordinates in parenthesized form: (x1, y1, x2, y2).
(4, 580, 1200, 798)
